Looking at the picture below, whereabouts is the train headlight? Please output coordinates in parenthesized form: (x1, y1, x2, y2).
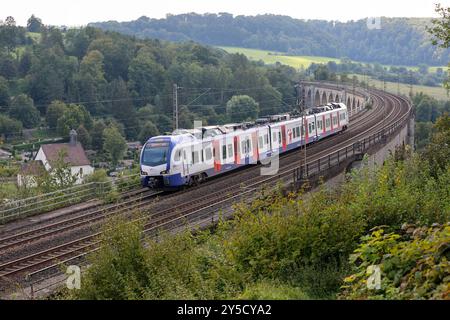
(160, 170, 169, 174)
(141, 170, 148, 175)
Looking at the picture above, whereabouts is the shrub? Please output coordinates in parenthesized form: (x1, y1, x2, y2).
(340, 225, 450, 300)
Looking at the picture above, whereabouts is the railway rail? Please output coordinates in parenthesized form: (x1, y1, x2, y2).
(0, 86, 412, 298)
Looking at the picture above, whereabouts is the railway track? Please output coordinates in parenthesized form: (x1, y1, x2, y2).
(0, 87, 411, 296)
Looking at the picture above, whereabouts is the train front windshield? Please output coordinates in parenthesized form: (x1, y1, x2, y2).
(142, 142, 170, 167)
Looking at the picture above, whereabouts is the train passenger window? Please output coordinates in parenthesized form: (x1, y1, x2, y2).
(259, 136, 263, 148)
(312, 122, 315, 130)
(296, 127, 300, 137)
(222, 145, 227, 160)
(205, 148, 212, 160)
(273, 132, 277, 142)
(192, 151, 199, 164)
(309, 123, 312, 134)
(265, 134, 269, 144)
(241, 141, 246, 153)
(278, 132, 281, 143)
(292, 128, 296, 138)
(228, 144, 233, 157)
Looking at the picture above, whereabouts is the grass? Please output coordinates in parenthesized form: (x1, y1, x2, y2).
(351, 74, 449, 101)
(219, 46, 449, 101)
(218, 46, 340, 69)
(218, 46, 448, 72)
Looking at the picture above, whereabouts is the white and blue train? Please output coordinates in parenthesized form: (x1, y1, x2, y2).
(140, 103, 348, 188)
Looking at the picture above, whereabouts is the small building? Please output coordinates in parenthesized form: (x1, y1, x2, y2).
(0, 148, 11, 160)
(17, 160, 46, 188)
(34, 130, 94, 184)
(126, 141, 142, 150)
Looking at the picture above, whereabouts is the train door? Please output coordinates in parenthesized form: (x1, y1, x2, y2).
(182, 149, 189, 176)
(242, 136, 251, 165)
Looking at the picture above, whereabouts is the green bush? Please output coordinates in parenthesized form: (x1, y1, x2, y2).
(340, 225, 450, 300)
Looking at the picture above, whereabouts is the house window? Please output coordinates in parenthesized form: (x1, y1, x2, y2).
(79, 167, 83, 177)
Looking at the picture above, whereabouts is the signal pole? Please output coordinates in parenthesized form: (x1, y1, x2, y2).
(173, 83, 179, 131)
(295, 82, 308, 180)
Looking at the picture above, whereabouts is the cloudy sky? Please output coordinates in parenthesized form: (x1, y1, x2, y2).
(2, 0, 449, 26)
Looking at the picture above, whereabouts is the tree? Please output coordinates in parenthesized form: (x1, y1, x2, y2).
(138, 121, 159, 144)
(429, 3, 450, 89)
(46, 100, 68, 129)
(0, 76, 10, 106)
(56, 104, 92, 136)
(77, 124, 91, 149)
(91, 120, 106, 151)
(226, 95, 259, 122)
(107, 77, 139, 139)
(9, 94, 40, 128)
(0, 114, 22, 141)
(27, 15, 43, 33)
(103, 126, 127, 165)
(128, 47, 165, 106)
(423, 113, 450, 176)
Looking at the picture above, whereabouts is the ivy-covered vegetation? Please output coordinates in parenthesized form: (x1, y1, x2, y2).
(65, 115, 449, 300)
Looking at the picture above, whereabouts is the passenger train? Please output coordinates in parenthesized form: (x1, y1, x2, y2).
(140, 102, 348, 188)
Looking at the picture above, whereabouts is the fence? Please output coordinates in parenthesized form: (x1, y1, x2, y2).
(0, 173, 141, 223)
(293, 108, 412, 184)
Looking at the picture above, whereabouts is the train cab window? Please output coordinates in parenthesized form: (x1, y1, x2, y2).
(222, 145, 227, 160)
(174, 150, 181, 161)
(142, 142, 169, 167)
(228, 144, 233, 158)
(205, 148, 212, 160)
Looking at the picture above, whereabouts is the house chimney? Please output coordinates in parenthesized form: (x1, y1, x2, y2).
(69, 129, 77, 147)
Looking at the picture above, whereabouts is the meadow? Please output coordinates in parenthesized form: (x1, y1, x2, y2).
(219, 46, 449, 101)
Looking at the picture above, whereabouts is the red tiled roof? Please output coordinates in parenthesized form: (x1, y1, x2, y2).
(40, 142, 91, 166)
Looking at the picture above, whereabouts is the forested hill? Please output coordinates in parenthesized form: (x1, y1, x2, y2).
(89, 13, 450, 66)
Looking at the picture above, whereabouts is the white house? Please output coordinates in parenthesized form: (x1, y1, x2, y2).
(34, 130, 94, 184)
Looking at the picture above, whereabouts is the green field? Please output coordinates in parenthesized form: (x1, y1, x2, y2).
(218, 46, 340, 69)
(219, 46, 448, 72)
(351, 74, 449, 101)
(220, 46, 449, 101)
